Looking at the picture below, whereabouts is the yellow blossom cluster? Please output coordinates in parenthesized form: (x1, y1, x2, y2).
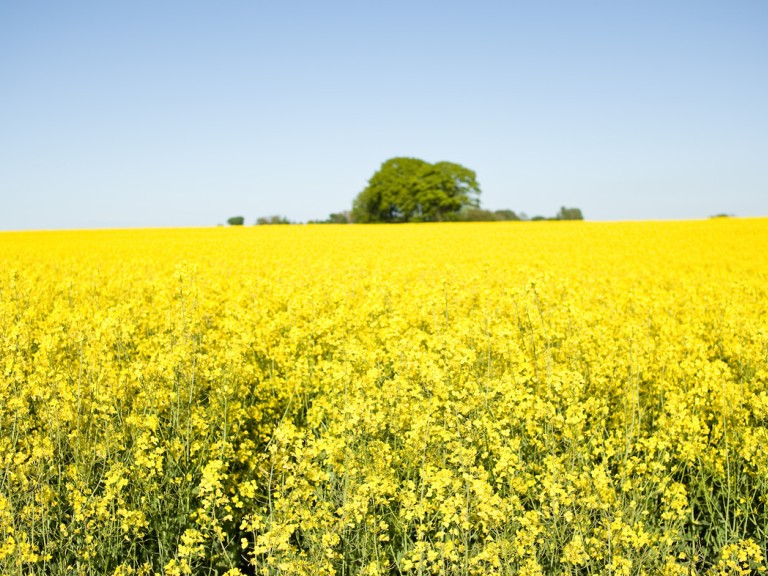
(1, 219, 767, 575)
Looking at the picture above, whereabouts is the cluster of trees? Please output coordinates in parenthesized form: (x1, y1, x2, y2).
(531, 206, 584, 221)
(307, 212, 351, 224)
(256, 215, 291, 225)
(453, 206, 583, 222)
(227, 157, 583, 225)
(226, 215, 291, 226)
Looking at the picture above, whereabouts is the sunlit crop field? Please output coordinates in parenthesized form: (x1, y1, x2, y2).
(1, 220, 767, 576)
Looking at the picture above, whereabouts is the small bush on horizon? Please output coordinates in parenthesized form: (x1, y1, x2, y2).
(556, 206, 584, 220)
(308, 211, 351, 224)
(256, 215, 291, 225)
(451, 207, 522, 222)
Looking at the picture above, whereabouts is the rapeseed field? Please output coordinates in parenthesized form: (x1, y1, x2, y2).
(1, 219, 767, 575)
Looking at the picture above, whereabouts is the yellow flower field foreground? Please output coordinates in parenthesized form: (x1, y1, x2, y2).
(1, 219, 767, 575)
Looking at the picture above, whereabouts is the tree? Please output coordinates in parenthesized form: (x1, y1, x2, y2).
(351, 157, 481, 223)
(326, 211, 351, 224)
(454, 207, 520, 222)
(227, 216, 245, 226)
(555, 206, 584, 220)
(494, 209, 520, 221)
(256, 215, 290, 225)
(307, 211, 351, 224)
(458, 208, 499, 222)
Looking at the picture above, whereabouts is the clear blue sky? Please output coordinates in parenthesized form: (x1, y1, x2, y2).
(2, 1, 766, 229)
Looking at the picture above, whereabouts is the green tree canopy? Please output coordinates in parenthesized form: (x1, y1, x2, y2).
(351, 157, 481, 223)
(556, 206, 584, 220)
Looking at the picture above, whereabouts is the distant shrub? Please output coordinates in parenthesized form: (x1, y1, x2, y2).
(451, 208, 521, 222)
(307, 212, 351, 224)
(556, 207, 584, 220)
(227, 216, 245, 226)
(459, 208, 498, 222)
(326, 212, 351, 224)
(256, 215, 291, 225)
(494, 209, 520, 221)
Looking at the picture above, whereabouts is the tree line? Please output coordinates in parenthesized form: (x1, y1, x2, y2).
(227, 157, 583, 225)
